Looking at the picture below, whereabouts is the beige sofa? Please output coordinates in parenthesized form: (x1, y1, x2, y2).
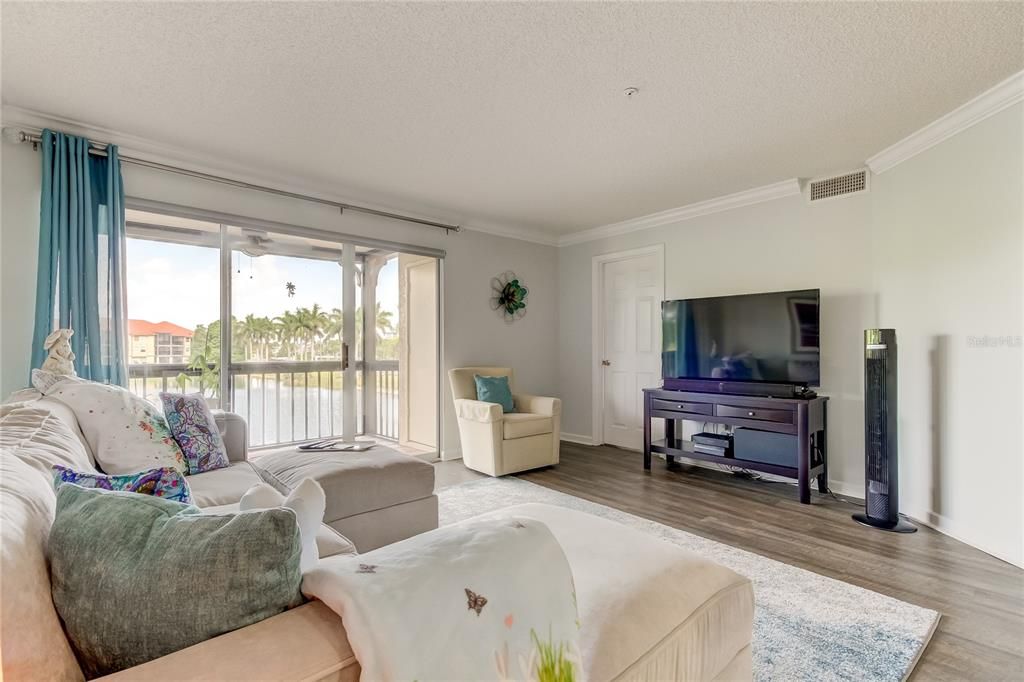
(449, 366, 562, 476)
(2, 395, 754, 681)
(0, 395, 363, 681)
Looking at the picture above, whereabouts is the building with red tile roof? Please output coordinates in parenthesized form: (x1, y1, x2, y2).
(128, 319, 193, 365)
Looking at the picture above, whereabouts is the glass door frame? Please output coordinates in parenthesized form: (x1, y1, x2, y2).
(126, 197, 444, 454)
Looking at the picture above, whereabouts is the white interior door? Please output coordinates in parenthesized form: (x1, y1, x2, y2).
(601, 252, 663, 450)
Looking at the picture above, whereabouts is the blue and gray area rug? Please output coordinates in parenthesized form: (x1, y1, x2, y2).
(438, 477, 939, 682)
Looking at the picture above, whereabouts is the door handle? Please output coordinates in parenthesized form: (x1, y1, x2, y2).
(601, 359, 611, 366)
(342, 343, 349, 371)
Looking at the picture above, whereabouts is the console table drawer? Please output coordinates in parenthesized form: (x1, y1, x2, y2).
(651, 398, 713, 416)
(716, 404, 793, 424)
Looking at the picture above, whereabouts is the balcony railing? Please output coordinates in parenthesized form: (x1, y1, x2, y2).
(127, 360, 399, 448)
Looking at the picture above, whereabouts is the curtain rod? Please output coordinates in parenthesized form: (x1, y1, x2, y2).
(6, 128, 461, 234)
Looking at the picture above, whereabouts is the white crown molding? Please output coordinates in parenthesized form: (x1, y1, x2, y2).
(866, 69, 1024, 175)
(0, 104, 557, 247)
(8, 63, 1020, 252)
(460, 220, 560, 247)
(557, 178, 801, 247)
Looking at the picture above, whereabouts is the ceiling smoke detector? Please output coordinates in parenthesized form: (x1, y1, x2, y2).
(623, 87, 639, 98)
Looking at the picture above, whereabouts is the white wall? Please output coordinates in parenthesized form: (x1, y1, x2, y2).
(559, 103, 1023, 566)
(0, 136, 559, 460)
(868, 104, 1022, 565)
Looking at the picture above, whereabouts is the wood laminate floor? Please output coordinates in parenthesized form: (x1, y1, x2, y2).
(435, 443, 1024, 681)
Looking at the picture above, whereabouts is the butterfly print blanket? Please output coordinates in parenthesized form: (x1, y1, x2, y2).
(302, 514, 581, 681)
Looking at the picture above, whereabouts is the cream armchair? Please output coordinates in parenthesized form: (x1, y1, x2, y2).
(448, 367, 561, 476)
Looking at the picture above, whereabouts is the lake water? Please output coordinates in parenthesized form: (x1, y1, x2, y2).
(130, 372, 398, 447)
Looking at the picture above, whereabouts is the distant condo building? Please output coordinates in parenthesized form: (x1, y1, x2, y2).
(128, 320, 193, 365)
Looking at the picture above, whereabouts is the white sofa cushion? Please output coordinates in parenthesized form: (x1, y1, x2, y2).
(240, 480, 327, 572)
(0, 425, 85, 681)
(186, 462, 265, 507)
(502, 412, 554, 439)
(0, 403, 96, 478)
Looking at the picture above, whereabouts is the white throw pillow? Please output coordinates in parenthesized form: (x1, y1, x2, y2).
(30, 368, 80, 394)
(33, 373, 186, 476)
(240, 480, 326, 573)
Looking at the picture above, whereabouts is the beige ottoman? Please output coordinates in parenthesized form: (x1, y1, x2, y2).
(478, 503, 755, 682)
(107, 502, 752, 681)
(255, 448, 438, 552)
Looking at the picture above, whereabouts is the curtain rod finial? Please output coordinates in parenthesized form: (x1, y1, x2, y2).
(1, 127, 25, 144)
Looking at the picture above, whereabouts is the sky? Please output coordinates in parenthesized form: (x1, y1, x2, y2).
(126, 238, 399, 331)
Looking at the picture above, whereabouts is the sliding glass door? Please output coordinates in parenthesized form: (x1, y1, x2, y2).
(124, 206, 440, 457)
(227, 226, 362, 446)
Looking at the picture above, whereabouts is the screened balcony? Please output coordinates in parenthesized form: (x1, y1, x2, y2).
(124, 206, 439, 457)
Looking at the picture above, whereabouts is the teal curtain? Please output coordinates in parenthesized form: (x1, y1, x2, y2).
(31, 129, 127, 385)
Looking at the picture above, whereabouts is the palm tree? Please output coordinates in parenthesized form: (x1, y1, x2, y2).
(291, 305, 330, 360)
(324, 308, 344, 357)
(323, 304, 394, 353)
(373, 303, 395, 342)
(239, 314, 261, 360)
(253, 316, 276, 359)
(274, 310, 302, 359)
(309, 304, 330, 359)
(272, 303, 394, 362)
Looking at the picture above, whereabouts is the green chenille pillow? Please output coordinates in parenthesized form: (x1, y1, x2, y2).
(474, 374, 515, 413)
(48, 485, 303, 678)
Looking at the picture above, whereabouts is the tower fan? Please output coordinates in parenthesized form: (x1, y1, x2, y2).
(853, 329, 917, 532)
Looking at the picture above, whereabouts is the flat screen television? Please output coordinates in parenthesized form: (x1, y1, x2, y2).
(661, 289, 820, 387)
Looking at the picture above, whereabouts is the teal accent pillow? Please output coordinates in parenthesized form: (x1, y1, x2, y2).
(48, 485, 302, 678)
(474, 374, 515, 413)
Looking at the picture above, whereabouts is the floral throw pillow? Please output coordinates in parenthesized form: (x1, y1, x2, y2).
(52, 465, 193, 504)
(159, 392, 230, 474)
(35, 375, 187, 475)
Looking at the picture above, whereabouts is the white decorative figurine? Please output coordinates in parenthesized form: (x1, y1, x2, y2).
(41, 328, 77, 377)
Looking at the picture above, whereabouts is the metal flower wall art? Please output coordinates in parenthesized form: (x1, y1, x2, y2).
(491, 271, 529, 321)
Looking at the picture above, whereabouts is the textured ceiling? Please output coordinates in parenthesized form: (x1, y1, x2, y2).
(2, 2, 1022, 235)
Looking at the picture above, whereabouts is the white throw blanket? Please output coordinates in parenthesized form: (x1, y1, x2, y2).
(302, 516, 582, 682)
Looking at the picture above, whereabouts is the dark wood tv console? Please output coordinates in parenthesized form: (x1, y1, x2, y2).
(642, 387, 829, 504)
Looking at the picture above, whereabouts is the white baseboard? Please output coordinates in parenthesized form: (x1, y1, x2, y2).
(826, 479, 863, 500)
(560, 432, 595, 446)
(820, 482, 1021, 567)
(440, 448, 462, 462)
(901, 507, 1022, 568)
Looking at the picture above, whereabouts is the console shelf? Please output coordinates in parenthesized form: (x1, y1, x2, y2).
(643, 388, 829, 504)
(650, 438, 804, 480)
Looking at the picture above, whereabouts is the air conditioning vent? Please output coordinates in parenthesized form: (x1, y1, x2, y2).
(808, 169, 868, 202)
